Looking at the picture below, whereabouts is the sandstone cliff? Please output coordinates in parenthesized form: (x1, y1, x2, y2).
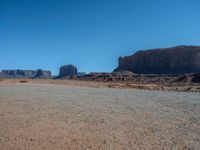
(115, 45, 200, 74)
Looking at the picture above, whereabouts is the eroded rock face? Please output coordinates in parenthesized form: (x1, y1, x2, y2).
(0, 69, 51, 78)
(115, 45, 200, 74)
(59, 65, 77, 77)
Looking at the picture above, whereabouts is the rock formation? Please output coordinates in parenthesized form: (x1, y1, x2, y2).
(0, 69, 51, 78)
(77, 72, 86, 77)
(33, 69, 52, 78)
(78, 72, 200, 85)
(59, 65, 77, 77)
(115, 45, 200, 74)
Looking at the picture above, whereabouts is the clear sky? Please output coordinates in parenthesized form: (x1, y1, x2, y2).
(0, 0, 200, 75)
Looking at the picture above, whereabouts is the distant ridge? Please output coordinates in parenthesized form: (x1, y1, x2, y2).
(0, 69, 51, 78)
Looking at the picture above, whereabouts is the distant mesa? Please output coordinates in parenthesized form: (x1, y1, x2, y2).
(0, 69, 51, 78)
(54, 65, 86, 79)
(115, 45, 200, 74)
(33, 69, 51, 78)
(58, 65, 78, 78)
(0, 64, 86, 79)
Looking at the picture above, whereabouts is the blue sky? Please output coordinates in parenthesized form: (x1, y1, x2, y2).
(0, 0, 200, 75)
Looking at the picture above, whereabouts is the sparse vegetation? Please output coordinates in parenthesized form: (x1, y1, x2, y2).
(20, 80, 28, 83)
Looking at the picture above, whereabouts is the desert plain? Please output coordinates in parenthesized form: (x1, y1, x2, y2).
(0, 79, 199, 150)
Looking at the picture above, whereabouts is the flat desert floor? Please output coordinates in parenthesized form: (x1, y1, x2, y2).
(0, 82, 199, 150)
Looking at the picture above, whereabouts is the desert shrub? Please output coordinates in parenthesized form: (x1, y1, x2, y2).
(20, 80, 28, 83)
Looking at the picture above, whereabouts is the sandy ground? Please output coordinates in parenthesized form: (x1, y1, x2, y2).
(0, 82, 200, 150)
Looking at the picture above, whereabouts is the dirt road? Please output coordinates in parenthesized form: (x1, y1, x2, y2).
(0, 83, 199, 149)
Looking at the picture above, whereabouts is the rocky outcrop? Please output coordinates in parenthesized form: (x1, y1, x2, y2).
(115, 45, 200, 74)
(77, 72, 200, 85)
(77, 72, 86, 77)
(59, 65, 77, 77)
(0, 69, 51, 78)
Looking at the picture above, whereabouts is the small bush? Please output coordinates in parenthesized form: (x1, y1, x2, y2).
(20, 80, 28, 83)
